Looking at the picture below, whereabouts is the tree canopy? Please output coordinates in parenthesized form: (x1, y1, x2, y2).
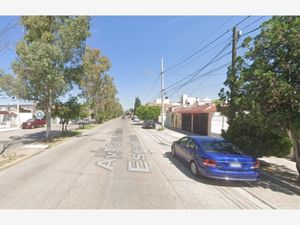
(218, 16, 300, 173)
(11, 16, 90, 139)
(136, 105, 160, 121)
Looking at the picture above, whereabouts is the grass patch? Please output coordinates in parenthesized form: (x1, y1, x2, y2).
(158, 127, 165, 131)
(76, 124, 97, 130)
(45, 130, 82, 147)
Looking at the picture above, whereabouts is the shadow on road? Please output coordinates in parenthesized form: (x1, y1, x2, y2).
(21, 130, 61, 144)
(163, 151, 300, 196)
(131, 123, 143, 126)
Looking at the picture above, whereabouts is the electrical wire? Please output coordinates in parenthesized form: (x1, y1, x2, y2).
(166, 16, 234, 70)
(241, 16, 265, 31)
(165, 41, 231, 92)
(143, 73, 160, 103)
(164, 16, 251, 74)
(166, 36, 232, 74)
(241, 26, 262, 37)
(166, 62, 231, 98)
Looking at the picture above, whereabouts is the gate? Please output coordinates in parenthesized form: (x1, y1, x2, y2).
(193, 113, 208, 135)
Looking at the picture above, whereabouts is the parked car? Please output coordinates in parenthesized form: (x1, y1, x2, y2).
(132, 116, 140, 122)
(83, 118, 91, 124)
(143, 119, 156, 129)
(21, 118, 46, 129)
(171, 136, 260, 181)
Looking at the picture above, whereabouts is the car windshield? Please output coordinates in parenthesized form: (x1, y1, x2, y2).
(200, 140, 243, 154)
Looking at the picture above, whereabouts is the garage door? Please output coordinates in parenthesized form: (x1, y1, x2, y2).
(193, 113, 208, 135)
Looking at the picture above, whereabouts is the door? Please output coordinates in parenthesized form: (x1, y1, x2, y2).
(175, 137, 189, 159)
(184, 138, 198, 162)
(193, 113, 208, 135)
(182, 113, 192, 132)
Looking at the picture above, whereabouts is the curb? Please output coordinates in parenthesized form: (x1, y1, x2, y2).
(0, 149, 45, 172)
(0, 122, 108, 172)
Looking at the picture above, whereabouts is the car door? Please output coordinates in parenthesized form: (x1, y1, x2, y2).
(175, 137, 189, 159)
(184, 138, 198, 162)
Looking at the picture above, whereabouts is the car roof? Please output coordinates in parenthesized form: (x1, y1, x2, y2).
(182, 136, 224, 144)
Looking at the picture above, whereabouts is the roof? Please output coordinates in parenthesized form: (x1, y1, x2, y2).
(0, 111, 17, 115)
(175, 104, 216, 114)
(0, 111, 9, 115)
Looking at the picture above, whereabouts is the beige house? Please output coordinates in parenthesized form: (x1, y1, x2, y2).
(166, 104, 217, 136)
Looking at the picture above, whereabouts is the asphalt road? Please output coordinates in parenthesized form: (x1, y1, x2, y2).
(0, 118, 299, 209)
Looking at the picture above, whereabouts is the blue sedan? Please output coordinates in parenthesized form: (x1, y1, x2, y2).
(171, 136, 260, 181)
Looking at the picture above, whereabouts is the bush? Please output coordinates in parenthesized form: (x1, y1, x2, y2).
(136, 105, 160, 121)
(222, 115, 291, 157)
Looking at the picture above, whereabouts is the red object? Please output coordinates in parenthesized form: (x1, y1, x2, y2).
(21, 119, 46, 129)
(203, 159, 217, 167)
(175, 104, 217, 114)
(254, 160, 260, 169)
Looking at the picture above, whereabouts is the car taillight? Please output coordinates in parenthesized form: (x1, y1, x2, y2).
(203, 159, 217, 167)
(253, 160, 260, 169)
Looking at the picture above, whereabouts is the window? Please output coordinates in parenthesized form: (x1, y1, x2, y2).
(200, 140, 242, 154)
(186, 139, 197, 150)
(179, 137, 188, 146)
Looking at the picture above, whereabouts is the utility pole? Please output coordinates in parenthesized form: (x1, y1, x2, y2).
(231, 26, 239, 97)
(229, 26, 240, 122)
(160, 57, 165, 129)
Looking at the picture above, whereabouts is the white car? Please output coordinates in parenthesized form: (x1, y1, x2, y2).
(133, 117, 140, 122)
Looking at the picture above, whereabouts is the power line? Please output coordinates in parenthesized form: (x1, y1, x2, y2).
(143, 73, 160, 103)
(165, 41, 231, 92)
(166, 36, 232, 74)
(241, 26, 261, 37)
(189, 74, 226, 96)
(166, 62, 231, 98)
(164, 31, 231, 73)
(164, 16, 251, 74)
(234, 15, 251, 27)
(241, 16, 265, 31)
(167, 16, 234, 69)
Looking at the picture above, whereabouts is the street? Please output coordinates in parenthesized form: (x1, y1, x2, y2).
(0, 118, 299, 209)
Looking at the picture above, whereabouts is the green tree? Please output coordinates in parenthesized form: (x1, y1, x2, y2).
(219, 16, 300, 174)
(11, 16, 90, 139)
(134, 97, 141, 114)
(80, 47, 122, 122)
(52, 96, 81, 133)
(136, 105, 160, 121)
(81, 47, 111, 112)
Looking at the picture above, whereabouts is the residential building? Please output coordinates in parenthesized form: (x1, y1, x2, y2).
(0, 102, 35, 128)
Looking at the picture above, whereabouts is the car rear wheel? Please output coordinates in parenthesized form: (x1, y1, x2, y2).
(190, 161, 198, 176)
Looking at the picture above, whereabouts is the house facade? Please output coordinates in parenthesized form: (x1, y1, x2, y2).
(166, 104, 217, 136)
(0, 103, 35, 128)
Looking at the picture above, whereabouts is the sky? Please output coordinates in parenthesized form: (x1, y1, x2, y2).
(0, 16, 271, 109)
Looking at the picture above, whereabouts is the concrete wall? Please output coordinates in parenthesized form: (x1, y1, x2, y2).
(19, 112, 33, 124)
(211, 112, 229, 135)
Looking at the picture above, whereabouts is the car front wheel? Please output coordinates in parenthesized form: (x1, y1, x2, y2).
(190, 161, 198, 176)
(171, 146, 176, 158)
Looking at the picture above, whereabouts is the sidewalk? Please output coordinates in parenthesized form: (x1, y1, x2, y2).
(0, 127, 19, 132)
(0, 124, 80, 170)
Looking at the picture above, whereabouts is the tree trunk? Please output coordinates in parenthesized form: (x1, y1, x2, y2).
(61, 122, 64, 133)
(65, 121, 68, 132)
(288, 130, 300, 175)
(46, 90, 52, 140)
